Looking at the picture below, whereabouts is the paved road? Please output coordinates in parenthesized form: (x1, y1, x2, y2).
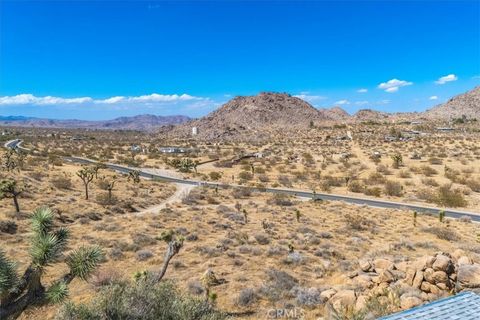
(6, 139, 480, 221)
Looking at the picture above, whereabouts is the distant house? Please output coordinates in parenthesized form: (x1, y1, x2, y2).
(131, 144, 142, 152)
(380, 291, 480, 320)
(436, 127, 455, 131)
(159, 146, 188, 154)
(192, 127, 198, 136)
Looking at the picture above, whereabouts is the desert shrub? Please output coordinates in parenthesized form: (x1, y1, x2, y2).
(254, 233, 271, 245)
(90, 267, 123, 288)
(231, 187, 251, 198)
(322, 175, 342, 187)
(366, 172, 386, 185)
(348, 180, 364, 193)
(397, 170, 411, 178)
(238, 171, 253, 181)
(419, 165, 437, 177)
(96, 192, 117, 206)
(421, 178, 439, 187)
(376, 165, 391, 176)
(344, 213, 376, 231)
(260, 269, 298, 301)
(422, 226, 459, 241)
(132, 233, 157, 246)
(466, 178, 480, 192)
(428, 157, 443, 165)
(236, 288, 258, 306)
(384, 180, 403, 197)
(57, 281, 225, 320)
(51, 175, 73, 189)
(209, 172, 222, 181)
(268, 194, 293, 206)
(294, 287, 322, 306)
(364, 187, 382, 197)
(257, 174, 270, 183)
(278, 175, 292, 187)
(434, 184, 467, 207)
(0, 220, 17, 234)
(135, 249, 154, 261)
(188, 281, 204, 295)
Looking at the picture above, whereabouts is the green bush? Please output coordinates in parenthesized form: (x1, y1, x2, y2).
(56, 280, 226, 320)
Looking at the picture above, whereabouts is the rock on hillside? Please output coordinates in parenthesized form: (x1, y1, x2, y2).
(166, 92, 336, 141)
(425, 86, 480, 120)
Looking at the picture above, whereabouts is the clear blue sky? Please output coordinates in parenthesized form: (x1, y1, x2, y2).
(1, 0, 479, 120)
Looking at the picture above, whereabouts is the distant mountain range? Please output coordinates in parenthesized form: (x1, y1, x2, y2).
(0, 114, 191, 130)
(1, 87, 478, 134)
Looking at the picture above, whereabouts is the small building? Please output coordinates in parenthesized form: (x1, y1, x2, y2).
(192, 127, 198, 136)
(159, 146, 188, 154)
(436, 127, 455, 131)
(131, 144, 142, 152)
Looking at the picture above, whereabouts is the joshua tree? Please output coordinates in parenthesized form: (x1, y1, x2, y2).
(193, 160, 199, 174)
(413, 211, 417, 227)
(391, 153, 403, 169)
(288, 242, 295, 253)
(76, 166, 95, 200)
(91, 163, 106, 179)
(235, 201, 242, 213)
(102, 176, 117, 202)
(439, 210, 445, 223)
(0, 207, 103, 319)
(178, 158, 195, 173)
(2, 150, 19, 173)
(295, 209, 301, 223)
(242, 209, 248, 224)
(128, 170, 141, 184)
(0, 179, 25, 213)
(250, 163, 255, 176)
(153, 230, 184, 282)
(201, 269, 220, 303)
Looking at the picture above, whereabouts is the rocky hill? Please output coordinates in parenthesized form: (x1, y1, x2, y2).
(0, 114, 190, 131)
(354, 109, 391, 122)
(425, 86, 480, 120)
(165, 92, 338, 140)
(321, 106, 351, 122)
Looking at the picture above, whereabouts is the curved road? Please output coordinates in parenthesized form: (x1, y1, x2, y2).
(6, 139, 480, 221)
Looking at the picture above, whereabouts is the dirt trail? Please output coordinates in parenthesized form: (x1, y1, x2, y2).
(136, 167, 195, 215)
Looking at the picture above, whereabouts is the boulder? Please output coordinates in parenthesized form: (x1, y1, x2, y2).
(457, 264, 480, 289)
(396, 261, 409, 273)
(404, 267, 416, 286)
(420, 281, 441, 295)
(432, 254, 454, 274)
(320, 289, 337, 302)
(430, 271, 449, 285)
(373, 258, 395, 273)
(412, 271, 424, 289)
(354, 274, 374, 290)
(400, 296, 423, 309)
(413, 256, 435, 271)
(378, 269, 396, 283)
(423, 268, 435, 284)
(359, 260, 373, 272)
(330, 290, 357, 310)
